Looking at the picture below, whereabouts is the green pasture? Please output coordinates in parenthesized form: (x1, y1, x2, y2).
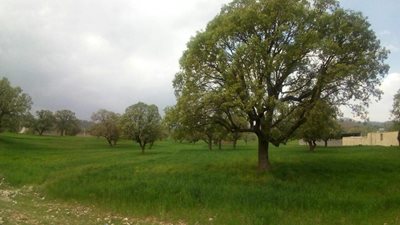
(0, 133, 399, 225)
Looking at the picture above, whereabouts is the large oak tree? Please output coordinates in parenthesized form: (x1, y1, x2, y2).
(173, 0, 389, 170)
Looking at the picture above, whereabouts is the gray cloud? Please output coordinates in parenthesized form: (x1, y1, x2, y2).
(1, 0, 399, 121)
(0, 0, 230, 119)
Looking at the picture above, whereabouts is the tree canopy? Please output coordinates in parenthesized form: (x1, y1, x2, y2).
(173, 0, 389, 170)
(121, 102, 162, 153)
(0, 77, 32, 132)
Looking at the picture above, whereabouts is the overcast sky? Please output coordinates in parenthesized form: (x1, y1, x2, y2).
(0, 0, 399, 122)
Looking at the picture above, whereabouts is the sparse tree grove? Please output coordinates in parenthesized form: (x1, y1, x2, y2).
(0, 0, 394, 169)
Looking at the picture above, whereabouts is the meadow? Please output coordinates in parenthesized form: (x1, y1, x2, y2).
(0, 133, 399, 225)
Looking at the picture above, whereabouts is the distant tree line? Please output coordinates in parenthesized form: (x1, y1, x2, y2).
(27, 109, 81, 136)
(0, 77, 166, 152)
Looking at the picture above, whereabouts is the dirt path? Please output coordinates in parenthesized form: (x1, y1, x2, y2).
(0, 178, 186, 225)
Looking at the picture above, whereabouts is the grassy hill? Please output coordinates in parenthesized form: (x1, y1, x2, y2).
(1, 133, 400, 225)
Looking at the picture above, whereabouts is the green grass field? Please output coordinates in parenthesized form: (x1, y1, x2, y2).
(1, 133, 400, 225)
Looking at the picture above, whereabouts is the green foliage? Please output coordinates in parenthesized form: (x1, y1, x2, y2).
(1, 134, 400, 224)
(121, 102, 162, 152)
(164, 103, 228, 150)
(90, 109, 121, 146)
(54, 110, 80, 136)
(173, 0, 388, 169)
(163, 106, 195, 142)
(0, 77, 32, 132)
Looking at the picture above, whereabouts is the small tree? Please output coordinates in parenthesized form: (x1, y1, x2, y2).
(213, 125, 228, 150)
(54, 110, 79, 136)
(297, 101, 339, 151)
(33, 110, 55, 135)
(321, 122, 341, 148)
(391, 89, 400, 146)
(121, 102, 162, 153)
(0, 77, 32, 132)
(90, 109, 121, 146)
(228, 131, 241, 149)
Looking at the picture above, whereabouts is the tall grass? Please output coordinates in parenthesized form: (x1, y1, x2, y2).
(1, 133, 399, 224)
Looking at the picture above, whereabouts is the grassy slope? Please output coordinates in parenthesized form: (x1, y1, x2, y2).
(0, 133, 399, 225)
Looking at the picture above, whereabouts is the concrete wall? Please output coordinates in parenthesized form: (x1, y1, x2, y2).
(342, 136, 370, 146)
(343, 131, 399, 147)
(298, 139, 342, 147)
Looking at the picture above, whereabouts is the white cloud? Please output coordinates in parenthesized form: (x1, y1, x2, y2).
(368, 73, 400, 121)
(343, 73, 400, 121)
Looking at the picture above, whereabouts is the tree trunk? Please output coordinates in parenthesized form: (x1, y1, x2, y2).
(233, 139, 237, 149)
(308, 140, 316, 151)
(324, 139, 328, 147)
(141, 144, 145, 154)
(257, 135, 270, 171)
(208, 141, 212, 150)
(206, 136, 212, 150)
(397, 130, 400, 147)
(139, 141, 146, 154)
(218, 139, 222, 150)
(107, 138, 113, 146)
